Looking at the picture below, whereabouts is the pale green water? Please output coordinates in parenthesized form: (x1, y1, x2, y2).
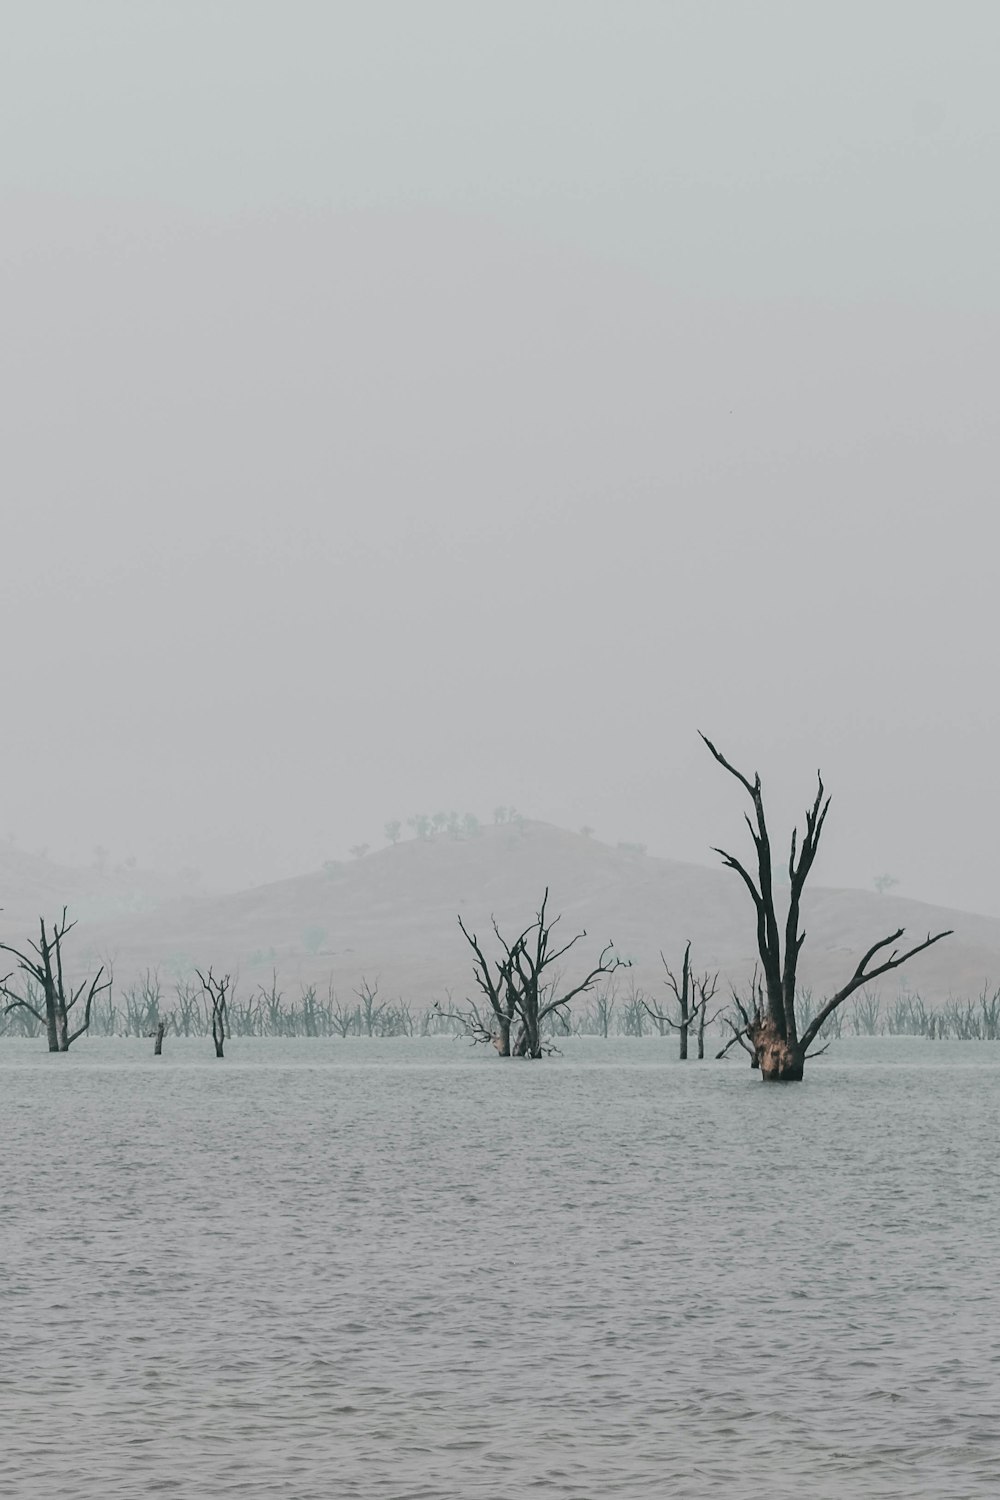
(2, 1037, 999, 1497)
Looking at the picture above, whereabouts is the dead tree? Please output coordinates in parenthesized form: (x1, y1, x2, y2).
(452, 915, 520, 1054)
(701, 733, 952, 1081)
(173, 977, 201, 1036)
(455, 888, 627, 1058)
(123, 968, 162, 1038)
(717, 972, 765, 1066)
(692, 969, 720, 1059)
(354, 976, 387, 1037)
(642, 942, 720, 1060)
(0, 909, 111, 1051)
(152, 1020, 166, 1055)
(589, 977, 618, 1037)
(195, 967, 231, 1058)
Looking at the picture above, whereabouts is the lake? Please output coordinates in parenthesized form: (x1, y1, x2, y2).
(2, 1036, 999, 1498)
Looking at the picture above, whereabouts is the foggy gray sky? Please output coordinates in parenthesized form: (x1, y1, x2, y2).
(3, 2, 1000, 913)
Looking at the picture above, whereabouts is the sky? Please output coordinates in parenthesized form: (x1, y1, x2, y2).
(2, 1, 1000, 913)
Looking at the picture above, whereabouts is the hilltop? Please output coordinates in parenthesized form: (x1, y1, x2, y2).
(5, 821, 998, 1010)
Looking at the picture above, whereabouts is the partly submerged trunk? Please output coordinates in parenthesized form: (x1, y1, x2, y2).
(153, 1021, 165, 1056)
(678, 1013, 689, 1061)
(52, 1001, 70, 1052)
(750, 1016, 804, 1081)
(44, 999, 60, 1052)
(511, 1018, 542, 1058)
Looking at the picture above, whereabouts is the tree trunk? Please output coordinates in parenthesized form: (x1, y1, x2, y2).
(751, 1017, 803, 1081)
(53, 1001, 69, 1052)
(678, 1013, 689, 1061)
(153, 1021, 165, 1055)
(512, 1019, 542, 1058)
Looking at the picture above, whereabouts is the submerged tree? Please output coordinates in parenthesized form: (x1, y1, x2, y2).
(195, 967, 231, 1058)
(701, 734, 952, 1081)
(642, 941, 720, 1060)
(0, 909, 111, 1051)
(446, 888, 626, 1057)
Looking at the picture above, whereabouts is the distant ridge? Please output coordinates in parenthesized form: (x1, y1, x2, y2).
(5, 821, 998, 1007)
(0, 845, 202, 930)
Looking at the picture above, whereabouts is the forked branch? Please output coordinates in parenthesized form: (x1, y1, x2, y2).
(801, 927, 952, 1050)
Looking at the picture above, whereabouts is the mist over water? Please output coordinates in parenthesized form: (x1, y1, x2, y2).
(4, 1038, 1000, 1499)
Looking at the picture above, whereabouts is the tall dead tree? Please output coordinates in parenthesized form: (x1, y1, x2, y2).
(0, 909, 111, 1051)
(195, 967, 231, 1058)
(642, 942, 720, 1060)
(451, 888, 626, 1057)
(701, 733, 952, 1081)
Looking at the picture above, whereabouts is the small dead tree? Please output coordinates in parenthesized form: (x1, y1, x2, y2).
(642, 942, 719, 1060)
(692, 969, 720, 1059)
(152, 1020, 166, 1055)
(589, 977, 618, 1037)
(701, 733, 952, 1081)
(195, 967, 231, 1058)
(355, 976, 386, 1036)
(717, 972, 765, 1065)
(455, 888, 627, 1058)
(255, 970, 285, 1036)
(0, 909, 111, 1051)
(329, 986, 359, 1038)
(123, 968, 162, 1038)
(173, 977, 201, 1036)
(619, 976, 648, 1037)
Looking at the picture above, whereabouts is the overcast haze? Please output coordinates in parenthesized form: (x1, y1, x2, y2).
(3, 2, 999, 913)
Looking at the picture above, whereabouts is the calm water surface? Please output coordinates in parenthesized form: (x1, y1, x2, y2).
(2, 1037, 999, 1498)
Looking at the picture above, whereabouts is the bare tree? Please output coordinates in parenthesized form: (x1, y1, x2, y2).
(589, 977, 618, 1037)
(451, 915, 519, 1054)
(329, 985, 359, 1038)
(0, 909, 111, 1051)
(619, 976, 648, 1036)
(642, 942, 720, 1060)
(354, 976, 386, 1036)
(716, 971, 765, 1065)
(173, 976, 201, 1037)
(455, 888, 627, 1058)
(255, 970, 286, 1036)
(701, 734, 952, 1080)
(195, 967, 231, 1058)
(122, 968, 161, 1037)
(692, 969, 720, 1059)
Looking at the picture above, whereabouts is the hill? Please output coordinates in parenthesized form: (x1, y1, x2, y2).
(6, 822, 997, 1012)
(0, 845, 204, 934)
